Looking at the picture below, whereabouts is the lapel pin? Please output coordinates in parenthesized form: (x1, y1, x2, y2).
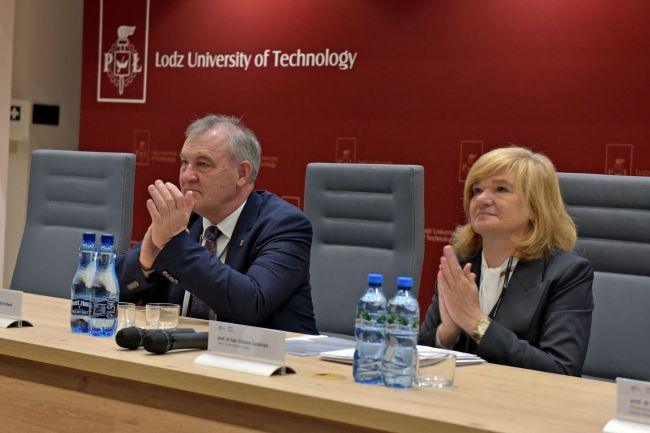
(239, 240, 244, 247)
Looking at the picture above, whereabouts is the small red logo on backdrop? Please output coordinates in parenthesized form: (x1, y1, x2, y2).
(336, 137, 357, 163)
(97, 0, 149, 103)
(605, 143, 633, 176)
(459, 140, 484, 182)
(134, 130, 151, 166)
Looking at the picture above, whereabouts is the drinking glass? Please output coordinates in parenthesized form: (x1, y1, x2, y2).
(147, 303, 180, 329)
(416, 353, 456, 388)
(134, 305, 157, 329)
(117, 302, 135, 330)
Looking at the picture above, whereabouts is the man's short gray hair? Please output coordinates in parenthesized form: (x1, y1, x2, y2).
(185, 114, 262, 182)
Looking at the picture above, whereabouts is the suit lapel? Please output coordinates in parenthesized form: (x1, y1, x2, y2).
(225, 192, 261, 268)
(494, 257, 549, 339)
(189, 213, 203, 241)
(459, 253, 550, 352)
(467, 254, 482, 284)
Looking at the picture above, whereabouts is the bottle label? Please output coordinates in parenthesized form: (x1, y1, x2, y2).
(387, 314, 409, 326)
(356, 311, 386, 326)
(91, 301, 107, 319)
(106, 298, 116, 320)
(71, 281, 90, 316)
(71, 298, 90, 316)
(386, 314, 419, 332)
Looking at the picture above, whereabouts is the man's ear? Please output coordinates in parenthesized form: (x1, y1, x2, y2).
(236, 160, 253, 186)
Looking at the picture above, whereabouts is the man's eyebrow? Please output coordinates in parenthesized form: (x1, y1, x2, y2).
(179, 152, 213, 160)
(195, 154, 214, 162)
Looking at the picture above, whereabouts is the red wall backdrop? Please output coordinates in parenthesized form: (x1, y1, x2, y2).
(79, 0, 650, 309)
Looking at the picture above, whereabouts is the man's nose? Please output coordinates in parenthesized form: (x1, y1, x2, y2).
(180, 164, 199, 182)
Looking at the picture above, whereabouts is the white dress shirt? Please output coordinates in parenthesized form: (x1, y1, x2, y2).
(181, 200, 247, 316)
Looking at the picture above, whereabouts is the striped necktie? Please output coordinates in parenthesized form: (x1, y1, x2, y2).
(188, 225, 220, 319)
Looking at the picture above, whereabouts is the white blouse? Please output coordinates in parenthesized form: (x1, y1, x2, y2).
(479, 253, 518, 316)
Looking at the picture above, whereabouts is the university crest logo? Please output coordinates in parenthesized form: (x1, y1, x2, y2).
(96, 0, 149, 103)
(103, 26, 143, 95)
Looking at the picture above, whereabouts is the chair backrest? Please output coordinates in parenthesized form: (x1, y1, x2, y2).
(558, 172, 650, 381)
(304, 163, 425, 337)
(11, 150, 136, 298)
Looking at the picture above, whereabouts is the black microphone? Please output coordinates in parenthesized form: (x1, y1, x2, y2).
(115, 326, 197, 350)
(143, 330, 209, 354)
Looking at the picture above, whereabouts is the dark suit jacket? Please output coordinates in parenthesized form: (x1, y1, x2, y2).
(117, 190, 318, 334)
(419, 250, 594, 376)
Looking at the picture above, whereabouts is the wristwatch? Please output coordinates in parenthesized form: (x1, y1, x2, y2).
(472, 318, 492, 343)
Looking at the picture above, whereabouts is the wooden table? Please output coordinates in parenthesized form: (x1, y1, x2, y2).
(0, 293, 615, 433)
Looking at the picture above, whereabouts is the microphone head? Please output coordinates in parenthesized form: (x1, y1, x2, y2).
(115, 326, 146, 350)
(142, 330, 173, 354)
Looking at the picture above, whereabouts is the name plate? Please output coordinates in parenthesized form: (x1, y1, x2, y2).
(0, 288, 33, 328)
(194, 321, 294, 376)
(603, 378, 650, 433)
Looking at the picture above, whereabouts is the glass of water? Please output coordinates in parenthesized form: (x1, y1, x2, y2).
(134, 305, 158, 329)
(117, 302, 135, 330)
(416, 353, 456, 388)
(147, 303, 180, 329)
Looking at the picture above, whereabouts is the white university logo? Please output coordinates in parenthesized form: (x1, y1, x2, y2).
(103, 25, 143, 95)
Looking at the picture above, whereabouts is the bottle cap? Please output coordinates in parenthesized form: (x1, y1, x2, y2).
(100, 233, 114, 246)
(368, 273, 383, 284)
(82, 232, 96, 243)
(396, 276, 413, 289)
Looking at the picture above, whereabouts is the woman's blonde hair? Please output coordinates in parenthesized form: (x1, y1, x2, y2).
(453, 146, 576, 261)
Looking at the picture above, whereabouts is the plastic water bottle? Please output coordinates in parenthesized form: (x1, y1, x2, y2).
(383, 276, 420, 388)
(70, 232, 96, 333)
(353, 273, 387, 384)
(89, 234, 120, 337)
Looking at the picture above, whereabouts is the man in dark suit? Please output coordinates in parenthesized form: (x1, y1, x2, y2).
(117, 114, 318, 334)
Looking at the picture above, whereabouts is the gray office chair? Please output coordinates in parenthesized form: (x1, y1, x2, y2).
(558, 172, 650, 381)
(11, 150, 136, 298)
(304, 163, 425, 337)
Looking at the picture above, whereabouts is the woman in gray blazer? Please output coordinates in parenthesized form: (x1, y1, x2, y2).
(419, 146, 593, 376)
